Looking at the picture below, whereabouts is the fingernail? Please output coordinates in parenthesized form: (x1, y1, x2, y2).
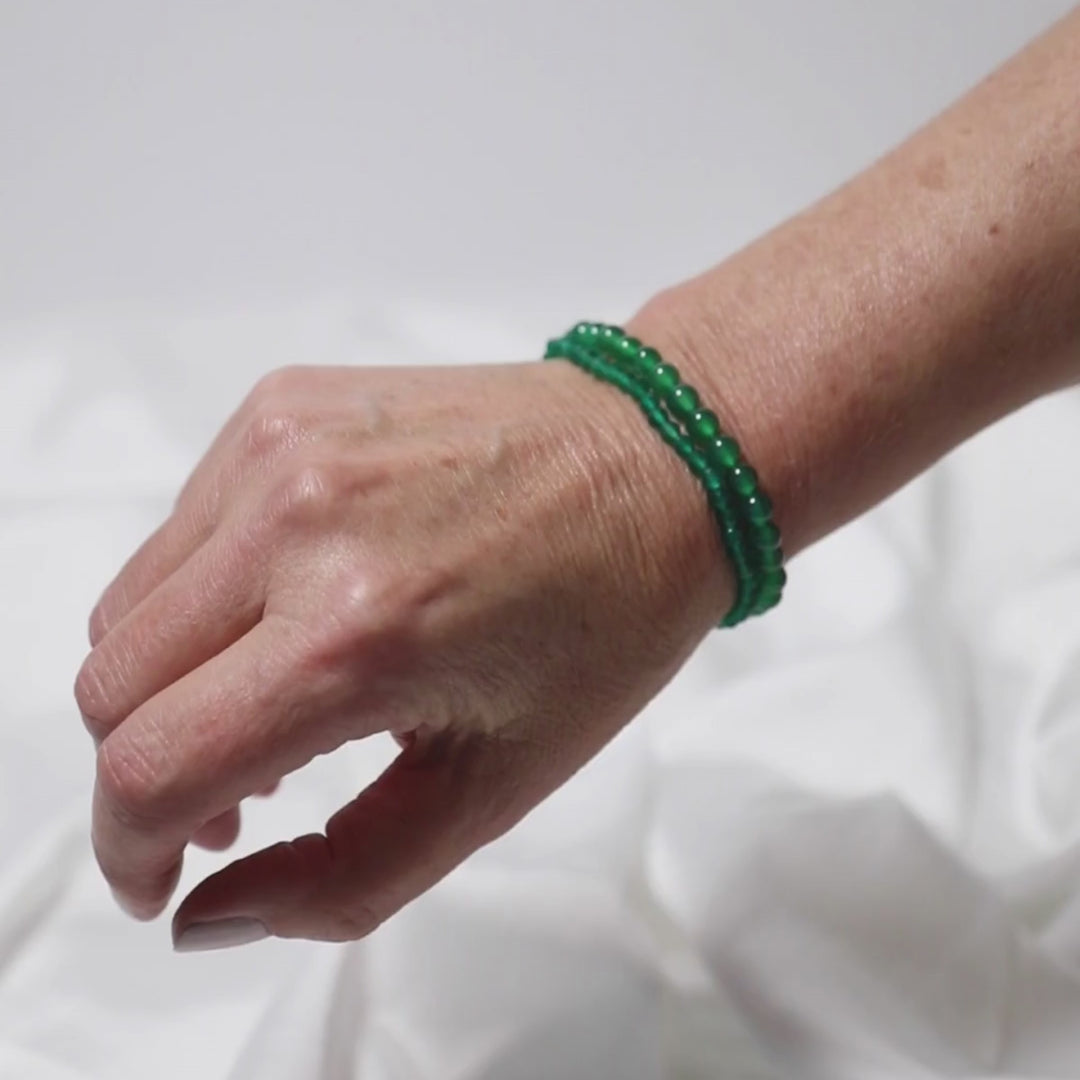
(173, 916, 270, 953)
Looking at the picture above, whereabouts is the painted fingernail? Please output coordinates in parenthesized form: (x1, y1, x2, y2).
(173, 916, 270, 953)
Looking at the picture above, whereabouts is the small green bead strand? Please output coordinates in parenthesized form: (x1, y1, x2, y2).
(545, 337, 760, 624)
(565, 322, 786, 617)
(546, 323, 787, 626)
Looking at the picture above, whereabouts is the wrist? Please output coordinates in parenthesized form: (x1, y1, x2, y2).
(625, 280, 811, 559)
(537, 355, 735, 641)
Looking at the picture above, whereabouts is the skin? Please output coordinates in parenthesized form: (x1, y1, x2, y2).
(75, 8, 1080, 947)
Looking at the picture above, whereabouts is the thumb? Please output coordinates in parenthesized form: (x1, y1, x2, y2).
(171, 733, 536, 950)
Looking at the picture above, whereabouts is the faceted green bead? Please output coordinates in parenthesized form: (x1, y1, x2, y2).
(684, 449, 707, 473)
(757, 521, 782, 549)
(719, 524, 747, 568)
(751, 583, 774, 602)
(731, 464, 758, 497)
(670, 385, 700, 420)
(745, 491, 773, 523)
(548, 321, 786, 629)
(750, 590, 782, 615)
(689, 409, 720, 440)
(760, 574, 786, 600)
(651, 363, 679, 391)
(761, 567, 787, 592)
(758, 545, 784, 570)
(708, 436, 740, 469)
(644, 413, 665, 437)
(710, 491, 733, 518)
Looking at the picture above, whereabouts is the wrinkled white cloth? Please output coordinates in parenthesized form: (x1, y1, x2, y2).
(0, 299, 1079, 1080)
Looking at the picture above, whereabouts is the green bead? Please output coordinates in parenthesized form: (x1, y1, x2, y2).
(761, 567, 787, 592)
(684, 449, 707, 473)
(731, 464, 758, 497)
(759, 573, 785, 598)
(746, 491, 773, 523)
(750, 590, 782, 615)
(670, 385, 700, 420)
(709, 437, 740, 469)
(689, 409, 720, 440)
(710, 491, 734, 519)
(651, 363, 679, 391)
(718, 523, 748, 570)
(545, 322, 785, 629)
(757, 521, 782, 549)
(759, 545, 784, 570)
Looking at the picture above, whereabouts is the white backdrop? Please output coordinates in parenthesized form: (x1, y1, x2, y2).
(1, 3, 1078, 1078)
(0, 1, 1072, 323)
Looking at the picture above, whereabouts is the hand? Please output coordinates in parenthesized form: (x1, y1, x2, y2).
(75, 359, 728, 947)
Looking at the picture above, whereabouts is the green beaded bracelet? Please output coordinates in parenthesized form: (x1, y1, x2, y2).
(544, 322, 786, 627)
(546, 337, 760, 623)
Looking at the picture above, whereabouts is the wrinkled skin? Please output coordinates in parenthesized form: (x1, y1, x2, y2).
(75, 359, 729, 943)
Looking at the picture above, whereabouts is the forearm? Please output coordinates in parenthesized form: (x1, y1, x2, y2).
(629, 7, 1080, 559)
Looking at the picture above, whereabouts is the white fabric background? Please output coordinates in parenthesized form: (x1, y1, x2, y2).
(2, 3, 1079, 1078)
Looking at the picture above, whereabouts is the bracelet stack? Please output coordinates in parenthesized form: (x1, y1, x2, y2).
(544, 322, 785, 628)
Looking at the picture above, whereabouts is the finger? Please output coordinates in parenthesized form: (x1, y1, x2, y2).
(171, 364, 349, 510)
(89, 458, 254, 647)
(76, 519, 270, 744)
(88, 372, 315, 646)
(171, 733, 538, 948)
(192, 807, 242, 851)
(92, 614, 368, 921)
(89, 513, 215, 647)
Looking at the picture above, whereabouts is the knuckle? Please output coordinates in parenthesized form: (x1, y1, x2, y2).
(95, 731, 170, 829)
(87, 603, 111, 648)
(293, 835, 383, 941)
(263, 457, 345, 528)
(75, 626, 147, 735)
(239, 365, 315, 461)
(75, 653, 119, 736)
(299, 567, 415, 671)
(87, 576, 134, 649)
(242, 405, 305, 462)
